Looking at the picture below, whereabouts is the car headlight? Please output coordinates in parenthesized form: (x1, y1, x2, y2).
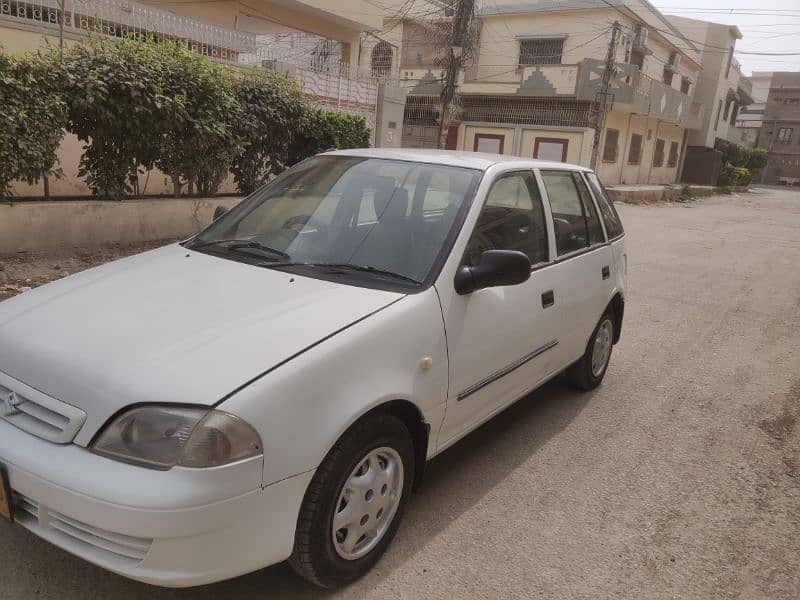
(91, 405, 262, 470)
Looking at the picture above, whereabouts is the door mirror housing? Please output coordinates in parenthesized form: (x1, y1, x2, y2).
(213, 205, 230, 221)
(454, 250, 532, 295)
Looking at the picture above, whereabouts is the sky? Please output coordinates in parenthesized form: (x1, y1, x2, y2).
(651, 0, 800, 75)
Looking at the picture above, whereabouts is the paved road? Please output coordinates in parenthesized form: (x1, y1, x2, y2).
(2, 187, 800, 599)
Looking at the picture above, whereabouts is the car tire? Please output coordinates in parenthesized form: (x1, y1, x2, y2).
(289, 412, 415, 588)
(566, 309, 615, 391)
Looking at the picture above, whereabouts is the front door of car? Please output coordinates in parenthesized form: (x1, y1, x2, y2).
(436, 170, 560, 448)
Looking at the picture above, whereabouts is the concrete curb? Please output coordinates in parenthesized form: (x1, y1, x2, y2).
(0, 197, 243, 254)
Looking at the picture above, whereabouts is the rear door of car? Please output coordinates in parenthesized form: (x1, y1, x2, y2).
(535, 168, 615, 365)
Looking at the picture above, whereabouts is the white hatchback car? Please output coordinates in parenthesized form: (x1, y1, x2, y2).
(0, 149, 625, 588)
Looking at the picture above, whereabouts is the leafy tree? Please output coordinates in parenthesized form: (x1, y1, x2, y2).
(0, 49, 66, 198)
(230, 70, 305, 195)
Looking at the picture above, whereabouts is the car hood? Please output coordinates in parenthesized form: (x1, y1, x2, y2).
(0, 244, 403, 444)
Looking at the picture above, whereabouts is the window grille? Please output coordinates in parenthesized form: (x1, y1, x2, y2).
(518, 38, 564, 66)
(371, 41, 393, 78)
(461, 96, 592, 128)
(777, 128, 794, 144)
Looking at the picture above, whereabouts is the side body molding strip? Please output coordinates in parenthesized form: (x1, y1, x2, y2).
(457, 339, 559, 401)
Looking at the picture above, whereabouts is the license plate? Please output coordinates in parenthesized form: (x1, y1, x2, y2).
(0, 465, 12, 522)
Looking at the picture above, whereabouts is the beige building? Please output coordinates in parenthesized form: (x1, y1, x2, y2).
(668, 15, 753, 183)
(391, 0, 705, 185)
(736, 71, 773, 147)
(1, 0, 394, 197)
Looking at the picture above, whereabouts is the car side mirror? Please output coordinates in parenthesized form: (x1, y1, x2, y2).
(454, 250, 531, 295)
(213, 205, 230, 221)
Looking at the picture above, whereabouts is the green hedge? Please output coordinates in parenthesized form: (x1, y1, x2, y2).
(0, 48, 67, 198)
(715, 139, 767, 187)
(719, 164, 752, 187)
(0, 37, 371, 199)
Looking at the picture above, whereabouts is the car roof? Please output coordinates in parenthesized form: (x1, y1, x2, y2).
(321, 148, 592, 173)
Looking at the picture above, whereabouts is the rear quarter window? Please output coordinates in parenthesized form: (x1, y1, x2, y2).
(585, 172, 624, 239)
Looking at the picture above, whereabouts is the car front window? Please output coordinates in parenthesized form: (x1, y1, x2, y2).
(188, 156, 481, 288)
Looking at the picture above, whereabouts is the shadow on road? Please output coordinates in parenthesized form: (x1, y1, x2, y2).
(5, 378, 594, 599)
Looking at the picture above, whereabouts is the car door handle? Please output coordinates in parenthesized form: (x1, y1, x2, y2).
(541, 290, 555, 308)
(602, 266, 610, 280)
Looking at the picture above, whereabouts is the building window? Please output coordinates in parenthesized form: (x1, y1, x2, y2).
(680, 78, 691, 94)
(519, 38, 564, 65)
(371, 41, 393, 78)
(628, 133, 643, 165)
(653, 139, 665, 167)
(662, 69, 673, 87)
(603, 129, 620, 163)
(474, 133, 505, 154)
(630, 50, 645, 70)
(534, 137, 569, 162)
(667, 141, 680, 167)
(777, 128, 794, 144)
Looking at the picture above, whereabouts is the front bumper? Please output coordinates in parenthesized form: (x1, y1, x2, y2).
(0, 419, 313, 587)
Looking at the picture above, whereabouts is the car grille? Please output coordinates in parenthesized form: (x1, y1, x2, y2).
(13, 493, 153, 564)
(0, 374, 87, 444)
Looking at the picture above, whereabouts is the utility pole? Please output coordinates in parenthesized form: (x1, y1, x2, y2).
(590, 20, 622, 171)
(438, 0, 475, 149)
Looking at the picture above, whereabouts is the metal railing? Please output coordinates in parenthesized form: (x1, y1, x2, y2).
(1, 0, 383, 128)
(2, 0, 256, 58)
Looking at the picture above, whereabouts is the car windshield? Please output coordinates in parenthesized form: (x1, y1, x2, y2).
(188, 156, 482, 288)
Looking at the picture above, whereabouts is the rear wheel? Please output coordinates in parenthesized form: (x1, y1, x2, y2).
(567, 309, 615, 390)
(289, 413, 414, 588)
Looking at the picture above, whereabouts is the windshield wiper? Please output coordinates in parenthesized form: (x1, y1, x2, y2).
(189, 239, 289, 260)
(267, 262, 422, 285)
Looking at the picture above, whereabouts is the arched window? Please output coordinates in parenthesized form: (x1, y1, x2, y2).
(371, 41, 393, 78)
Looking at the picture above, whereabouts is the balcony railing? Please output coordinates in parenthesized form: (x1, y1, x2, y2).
(2, 0, 256, 59)
(1, 0, 381, 128)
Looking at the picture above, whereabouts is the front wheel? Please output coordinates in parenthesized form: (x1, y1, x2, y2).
(566, 309, 615, 390)
(289, 413, 414, 588)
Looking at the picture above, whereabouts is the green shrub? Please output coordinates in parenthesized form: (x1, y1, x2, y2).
(156, 44, 241, 197)
(715, 140, 765, 185)
(61, 36, 172, 198)
(230, 70, 305, 195)
(1, 38, 372, 199)
(288, 108, 371, 165)
(719, 164, 751, 187)
(0, 49, 67, 198)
